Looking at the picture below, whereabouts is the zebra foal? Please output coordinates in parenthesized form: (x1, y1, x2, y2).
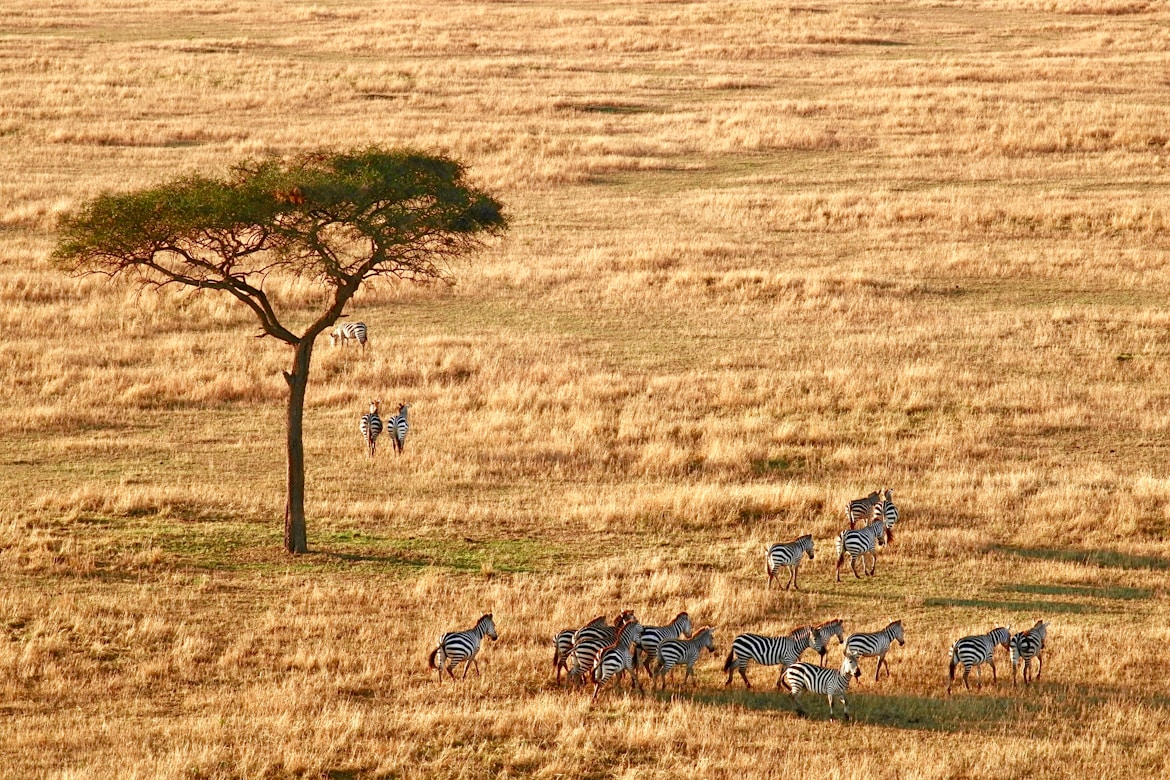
(784, 655, 862, 721)
(947, 626, 1011, 694)
(653, 626, 717, 690)
(766, 534, 814, 591)
(428, 613, 498, 683)
(844, 620, 905, 682)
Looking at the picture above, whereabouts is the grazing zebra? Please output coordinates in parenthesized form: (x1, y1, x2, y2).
(359, 400, 383, 458)
(388, 403, 410, 455)
(1011, 620, 1049, 685)
(947, 626, 1011, 694)
(846, 490, 882, 528)
(653, 627, 717, 690)
(835, 516, 889, 581)
(554, 615, 606, 683)
(592, 621, 645, 700)
(784, 655, 862, 721)
(844, 620, 905, 681)
(766, 535, 815, 591)
(809, 619, 846, 666)
(428, 613, 498, 683)
(633, 611, 692, 677)
(724, 626, 815, 689)
(330, 321, 368, 349)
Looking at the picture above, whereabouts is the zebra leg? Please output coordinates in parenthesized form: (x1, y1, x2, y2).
(740, 667, 752, 689)
(792, 566, 801, 591)
(850, 555, 862, 579)
(989, 660, 997, 685)
(783, 567, 794, 591)
(836, 554, 845, 582)
(841, 693, 850, 721)
(1036, 652, 1043, 680)
(947, 660, 956, 695)
(776, 666, 791, 691)
(446, 660, 458, 681)
(592, 680, 603, 701)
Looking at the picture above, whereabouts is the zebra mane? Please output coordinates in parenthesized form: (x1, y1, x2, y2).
(817, 618, 842, 629)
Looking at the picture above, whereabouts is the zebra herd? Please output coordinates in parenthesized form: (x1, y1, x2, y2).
(332, 322, 412, 458)
(425, 489, 1054, 719)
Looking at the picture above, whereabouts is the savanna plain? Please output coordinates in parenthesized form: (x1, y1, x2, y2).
(2, 0, 1169, 777)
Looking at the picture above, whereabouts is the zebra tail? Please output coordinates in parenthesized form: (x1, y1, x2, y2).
(723, 649, 736, 673)
(428, 647, 440, 669)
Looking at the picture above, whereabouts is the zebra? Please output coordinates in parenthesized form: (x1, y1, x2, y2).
(766, 534, 815, 591)
(835, 516, 889, 581)
(844, 620, 905, 682)
(783, 654, 862, 721)
(1010, 620, 1049, 685)
(877, 489, 899, 535)
(428, 613, 498, 683)
(723, 626, 815, 689)
(359, 400, 383, 458)
(591, 621, 645, 700)
(633, 611, 691, 677)
(568, 611, 636, 684)
(947, 626, 1011, 694)
(388, 403, 410, 455)
(554, 615, 606, 683)
(652, 626, 717, 690)
(846, 490, 882, 528)
(809, 619, 846, 666)
(330, 321, 368, 349)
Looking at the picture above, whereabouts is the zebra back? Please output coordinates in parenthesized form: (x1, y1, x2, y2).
(656, 626, 715, 672)
(951, 626, 1010, 668)
(390, 403, 411, 453)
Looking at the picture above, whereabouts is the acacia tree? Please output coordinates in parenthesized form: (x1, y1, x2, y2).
(53, 148, 507, 553)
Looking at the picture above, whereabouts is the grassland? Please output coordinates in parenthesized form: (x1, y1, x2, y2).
(1, 0, 1169, 777)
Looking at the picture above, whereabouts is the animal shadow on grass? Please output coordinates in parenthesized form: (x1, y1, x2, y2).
(990, 545, 1169, 571)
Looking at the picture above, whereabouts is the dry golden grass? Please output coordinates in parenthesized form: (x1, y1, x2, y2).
(2, 0, 1170, 777)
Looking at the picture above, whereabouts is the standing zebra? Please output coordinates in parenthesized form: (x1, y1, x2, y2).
(591, 621, 645, 700)
(568, 611, 636, 684)
(835, 516, 889, 581)
(784, 654, 862, 721)
(809, 619, 846, 666)
(846, 490, 882, 528)
(359, 400, 383, 458)
(844, 620, 905, 682)
(1010, 620, 1049, 685)
(766, 534, 815, 591)
(388, 403, 410, 455)
(554, 615, 607, 683)
(724, 626, 815, 689)
(877, 489, 899, 535)
(330, 321, 368, 349)
(947, 626, 1011, 694)
(428, 613, 498, 683)
(633, 611, 691, 677)
(653, 627, 717, 690)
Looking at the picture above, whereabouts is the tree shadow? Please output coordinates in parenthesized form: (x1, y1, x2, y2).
(990, 544, 1168, 571)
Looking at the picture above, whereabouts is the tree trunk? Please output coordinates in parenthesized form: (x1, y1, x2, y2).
(283, 340, 313, 554)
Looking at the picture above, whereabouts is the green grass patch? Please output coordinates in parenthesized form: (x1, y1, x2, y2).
(924, 596, 1091, 614)
(991, 545, 1169, 571)
(998, 582, 1152, 601)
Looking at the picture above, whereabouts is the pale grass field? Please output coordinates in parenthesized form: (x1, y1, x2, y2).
(2, 0, 1170, 777)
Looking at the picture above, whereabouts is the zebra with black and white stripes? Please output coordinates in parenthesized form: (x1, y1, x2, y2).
(388, 403, 410, 455)
(653, 626, 717, 689)
(723, 626, 815, 689)
(633, 611, 691, 677)
(809, 619, 845, 666)
(567, 611, 636, 684)
(846, 490, 882, 528)
(844, 620, 905, 682)
(330, 321, 368, 349)
(554, 615, 607, 683)
(783, 654, 861, 721)
(1010, 620, 1049, 685)
(766, 534, 814, 591)
(835, 515, 889, 581)
(591, 621, 645, 700)
(877, 489, 899, 535)
(359, 400, 383, 458)
(428, 613, 498, 683)
(947, 626, 1011, 694)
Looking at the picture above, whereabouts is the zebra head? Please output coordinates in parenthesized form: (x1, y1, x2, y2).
(799, 534, 815, 560)
(369, 399, 380, 415)
(991, 626, 1011, 649)
(841, 653, 861, 680)
(614, 609, 637, 628)
(888, 620, 905, 646)
(478, 613, 498, 641)
(674, 611, 692, 637)
(329, 324, 346, 347)
(820, 619, 845, 646)
(398, 402, 410, 418)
